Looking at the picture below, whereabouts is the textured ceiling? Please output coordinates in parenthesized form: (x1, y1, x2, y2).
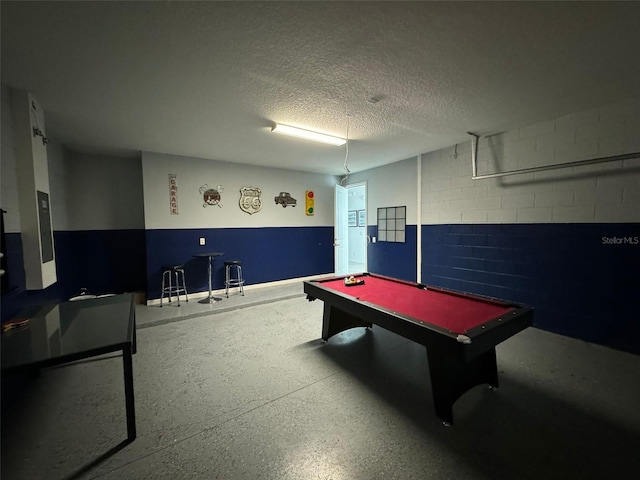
(3, 1, 640, 175)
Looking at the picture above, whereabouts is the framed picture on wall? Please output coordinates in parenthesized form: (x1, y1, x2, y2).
(357, 209, 366, 227)
(348, 210, 357, 227)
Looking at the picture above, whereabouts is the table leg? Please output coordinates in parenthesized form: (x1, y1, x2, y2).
(132, 311, 137, 355)
(199, 255, 222, 303)
(123, 345, 136, 441)
(322, 304, 372, 341)
(207, 256, 212, 300)
(426, 347, 499, 425)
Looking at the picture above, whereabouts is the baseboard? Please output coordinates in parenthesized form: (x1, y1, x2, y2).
(146, 272, 332, 306)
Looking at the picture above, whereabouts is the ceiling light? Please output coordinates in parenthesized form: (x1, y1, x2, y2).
(272, 123, 346, 146)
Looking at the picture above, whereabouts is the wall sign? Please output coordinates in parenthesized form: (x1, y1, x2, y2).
(169, 174, 178, 215)
(239, 186, 262, 214)
(274, 191, 297, 207)
(305, 190, 314, 216)
(200, 184, 223, 208)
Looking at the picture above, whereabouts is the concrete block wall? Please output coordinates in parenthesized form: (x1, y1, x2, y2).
(420, 97, 640, 354)
(422, 96, 640, 225)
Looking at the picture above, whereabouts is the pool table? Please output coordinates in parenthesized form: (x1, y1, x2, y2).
(303, 272, 534, 424)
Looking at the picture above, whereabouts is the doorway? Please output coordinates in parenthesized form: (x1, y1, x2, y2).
(332, 182, 366, 275)
(347, 183, 367, 273)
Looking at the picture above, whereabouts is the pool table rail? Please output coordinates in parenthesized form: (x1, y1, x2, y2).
(304, 273, 533, 352)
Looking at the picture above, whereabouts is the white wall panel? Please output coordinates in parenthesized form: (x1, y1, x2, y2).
(61, 152, 144, 231)
(46, 141, 69, 231)
(142, 151, 337, 229)
(421, 96, 640, 224)
(1, 84, 21, 233)
(347, 157, 419, 224)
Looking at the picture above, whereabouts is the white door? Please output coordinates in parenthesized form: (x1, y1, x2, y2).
(334, 184, 349, 276)
(346, 183, 367, 274)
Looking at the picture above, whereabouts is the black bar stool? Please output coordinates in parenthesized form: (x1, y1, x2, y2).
(161, 265, 189, 306)
(224, 260, 244, 297)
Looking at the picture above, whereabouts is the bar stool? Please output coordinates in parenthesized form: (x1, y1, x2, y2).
(161, 264, 189, 306)
(224, 260, 244, 297)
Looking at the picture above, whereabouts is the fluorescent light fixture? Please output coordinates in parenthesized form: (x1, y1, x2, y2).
(272, 123, 346, 146)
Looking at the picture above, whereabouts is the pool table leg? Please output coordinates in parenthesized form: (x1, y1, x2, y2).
(426, 347, 499, 424)
(322, 304, 373, 341)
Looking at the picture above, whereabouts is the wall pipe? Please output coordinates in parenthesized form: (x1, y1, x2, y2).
(468, 132, 479, 178)
(468, 132, 639, 180)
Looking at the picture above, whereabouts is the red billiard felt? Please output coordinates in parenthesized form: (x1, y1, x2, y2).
(321, 275, 515, 334)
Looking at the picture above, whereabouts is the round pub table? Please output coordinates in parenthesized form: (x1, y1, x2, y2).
(193, 252, 225, 303)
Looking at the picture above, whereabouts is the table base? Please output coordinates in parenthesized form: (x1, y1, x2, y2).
(198, 296, 222, 304)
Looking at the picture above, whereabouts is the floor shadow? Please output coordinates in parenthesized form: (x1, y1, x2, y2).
(318, 327, 640, 479)
(60, 439, 131, 480)
(1, 370, 133, 480)
(137, 292, 306, 329)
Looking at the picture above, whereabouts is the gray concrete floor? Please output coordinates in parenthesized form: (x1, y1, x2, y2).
(2, 281, 640, 480)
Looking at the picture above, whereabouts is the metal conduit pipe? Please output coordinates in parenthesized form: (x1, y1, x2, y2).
(468, 132, 479, 178)
(467, 132, 640, 180)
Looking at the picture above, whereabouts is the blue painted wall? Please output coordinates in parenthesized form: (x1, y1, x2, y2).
(145, 226, 335, 299)
(3, 233, 26, 296)
(2, 226, 334, 319)
(1, 230, 146, 322)
(5, 220, 637, 356)
(367, 225, 418, 282)
(422, 223, 640, 354)
(55, 230, 147, 296)
(2, 232, 63, 322)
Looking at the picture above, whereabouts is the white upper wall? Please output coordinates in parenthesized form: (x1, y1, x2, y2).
(61, 151, 145, 231)
(3, 83, 145, 233)
(142, 151, 338, 229)
(46, 141, 69, 230)
(1, 84, 20, 232)
(422, 97, 640, 224)
(346, 157, 419, 225)
(45, 151, 145, 231)
(7, 89, 637, 237)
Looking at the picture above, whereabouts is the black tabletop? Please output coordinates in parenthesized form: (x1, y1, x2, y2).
(1, 293, 135, 372)
(193, 252, 225, 258)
